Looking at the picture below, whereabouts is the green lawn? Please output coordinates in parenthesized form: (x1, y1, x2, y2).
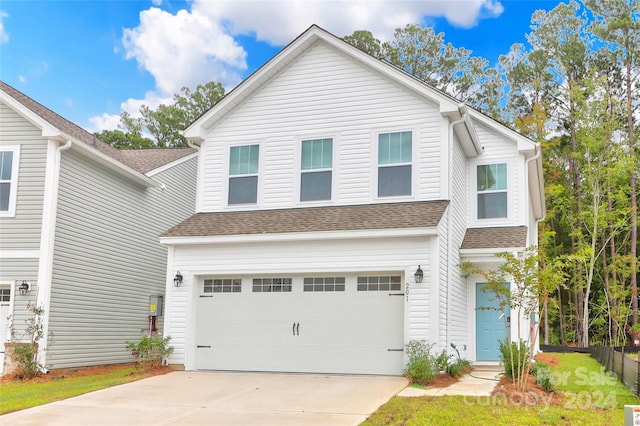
(1, 366, 162, 415)
(362, 353, 639, 426)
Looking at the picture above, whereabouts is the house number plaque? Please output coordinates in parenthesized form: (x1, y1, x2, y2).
(405, 283, 409, 301)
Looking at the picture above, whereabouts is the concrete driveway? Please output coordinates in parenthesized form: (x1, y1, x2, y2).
(1, 371, 408, 426)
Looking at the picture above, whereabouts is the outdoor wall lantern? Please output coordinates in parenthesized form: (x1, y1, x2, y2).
(18, 280, 30, 296)
(173, 271, 183, 287)
(414, 266, 424, 284)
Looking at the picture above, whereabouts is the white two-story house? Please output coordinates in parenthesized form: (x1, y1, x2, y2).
(159, 25, 545, 375)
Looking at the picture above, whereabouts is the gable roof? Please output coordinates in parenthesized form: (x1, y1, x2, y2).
(460, 226, 528, 250)
(183, 24, 481, 155)
(0, 81, 196, 181)
(161, 200, 449, 240)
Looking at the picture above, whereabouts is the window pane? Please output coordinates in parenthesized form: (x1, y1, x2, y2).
(229, 176, 257, 204)
(301, 171, 331, 201)
(0, 182, 9, 211)
(477, 164, 506, 191)
(378, 132, 411, 164)
(230, 145, 259, 175)
(478, 192, 507, 218)
(378, 165, 411, 197)
(0, 151, 13, 180)
(302, 139, 332, 170)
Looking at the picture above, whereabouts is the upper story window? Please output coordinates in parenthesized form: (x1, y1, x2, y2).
(228, 144, 259, 205)
(301, 138, 332, 202)
(477, 163, 507, 219)
(0, 147, 19, 217)
(378, 131, 412, 197)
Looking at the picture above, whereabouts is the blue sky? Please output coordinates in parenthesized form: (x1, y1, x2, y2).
(0, 0, 566, 132)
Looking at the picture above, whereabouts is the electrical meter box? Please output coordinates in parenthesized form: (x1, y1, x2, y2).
(149, 294, 164, 317)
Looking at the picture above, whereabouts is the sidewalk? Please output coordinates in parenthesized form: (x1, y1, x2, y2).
(398, 368, 502, 397)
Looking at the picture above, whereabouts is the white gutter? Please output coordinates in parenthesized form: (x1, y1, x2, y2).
(525, 144, 546, 226)
(446, 110, 469, 354)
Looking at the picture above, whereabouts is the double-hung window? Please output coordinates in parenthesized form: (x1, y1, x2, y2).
(0, 147, 19, 216)
(300, 138, 332, 202)
(477, 163, 507, 219)
(228, 144, 259, 205)
(378, 131, 412, 197)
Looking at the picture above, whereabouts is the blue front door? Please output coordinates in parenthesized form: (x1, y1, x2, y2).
(476, 283, 509, 361)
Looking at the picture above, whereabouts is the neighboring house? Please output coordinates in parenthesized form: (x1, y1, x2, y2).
(160, 25, 545, 375)
(0, 81, 197, 373)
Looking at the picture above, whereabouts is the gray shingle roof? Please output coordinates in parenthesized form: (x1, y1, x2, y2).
(118, 148, 196, 174)
(161, 200, 449, 238)
(0, 81, 195, 174)
(461, 226, 528, 249)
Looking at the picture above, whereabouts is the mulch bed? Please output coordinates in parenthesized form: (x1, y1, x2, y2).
(492, 371, 563, 407)
(1, 363, 171, 384)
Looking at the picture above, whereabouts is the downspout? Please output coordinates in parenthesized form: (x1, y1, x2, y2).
(524, 145, 545, 356)
(37, 139, 72, 371)
(446, 106, 468, 355)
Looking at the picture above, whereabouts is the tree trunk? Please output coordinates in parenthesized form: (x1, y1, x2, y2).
(627, 45, 638, 327)
(558, 287, 566, 345)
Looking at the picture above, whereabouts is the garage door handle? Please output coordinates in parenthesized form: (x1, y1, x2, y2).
(387, 348, 404, 352)
(296, 322, 300, 336)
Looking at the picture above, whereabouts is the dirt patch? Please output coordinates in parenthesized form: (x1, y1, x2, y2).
(534, 353, 559, 367)
(492, 374, 563, 408)
(428, 373, 461, 388)
(0, 363, 171, 384)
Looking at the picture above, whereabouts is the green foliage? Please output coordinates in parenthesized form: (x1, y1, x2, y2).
(94, 129, 155, 149)
(445, 357, 471, 378)
(499, 339, 530, 381)
(403, 340, 439, 385)
(125, 335, 173, 371)
(530, 361, 554, 392)
(8, 303, 45, 380)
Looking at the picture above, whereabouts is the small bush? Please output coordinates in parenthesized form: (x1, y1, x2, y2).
(531, 361, 553, 392)
(435, 349, 452, 372)
(403, 340, 438, 385)
(125, 335, 173, 371)
(7, 303, 45, 379)
(499, 338, 530, 380)
(446, 357, 471, 377)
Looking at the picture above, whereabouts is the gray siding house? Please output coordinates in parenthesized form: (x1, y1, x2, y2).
(0, 81, 197, 371)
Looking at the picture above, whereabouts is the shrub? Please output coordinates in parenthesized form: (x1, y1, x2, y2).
(435, 349, 452, 372)
(125, 335, 173, 371)
(7, 303, 45, 379)
(403, 340, 438, 385)
(531, 361, 553, 392)
(446, 357, 471, 377)
(499, 338, 530, 380)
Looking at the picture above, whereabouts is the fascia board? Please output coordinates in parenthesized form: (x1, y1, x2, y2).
(1, 91, 60, 137)
(146, 152, 199, 177)
(160, 227, 438, 246)
(67, 138, 157, 188)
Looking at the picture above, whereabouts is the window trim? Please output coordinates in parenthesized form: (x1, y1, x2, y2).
(474, 161, 509, 221)
(299, 137, 334, 203)
(226, 143, 260, 207)
(0, 146, 20, 217)
(374, 130, 415, 199)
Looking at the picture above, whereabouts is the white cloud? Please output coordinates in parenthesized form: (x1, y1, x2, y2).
(88, 91, 173, 132)
(122, 6, 247, 95)
(18, 75, 26, 83)
(195, 0, 504, 45)
(95, 0, 503, 132)
(0, 11, 9, 43)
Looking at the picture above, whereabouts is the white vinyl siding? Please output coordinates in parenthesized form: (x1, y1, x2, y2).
(199, 43, 441, 211)
(46, 152, 197, 368)
(0, 102, 47, 249)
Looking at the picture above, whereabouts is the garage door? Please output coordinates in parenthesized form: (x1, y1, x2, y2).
(194, 274, 405, 375)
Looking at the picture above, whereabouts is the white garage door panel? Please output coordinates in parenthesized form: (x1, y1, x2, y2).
(195, 276, 404, 375)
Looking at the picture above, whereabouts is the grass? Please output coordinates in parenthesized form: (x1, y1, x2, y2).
(0, 366, 161, 415)
(361, 353, 639, 426)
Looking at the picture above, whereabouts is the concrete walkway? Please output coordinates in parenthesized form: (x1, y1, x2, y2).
(397, 368, 502, 397)
(1, 371, 408, 426)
